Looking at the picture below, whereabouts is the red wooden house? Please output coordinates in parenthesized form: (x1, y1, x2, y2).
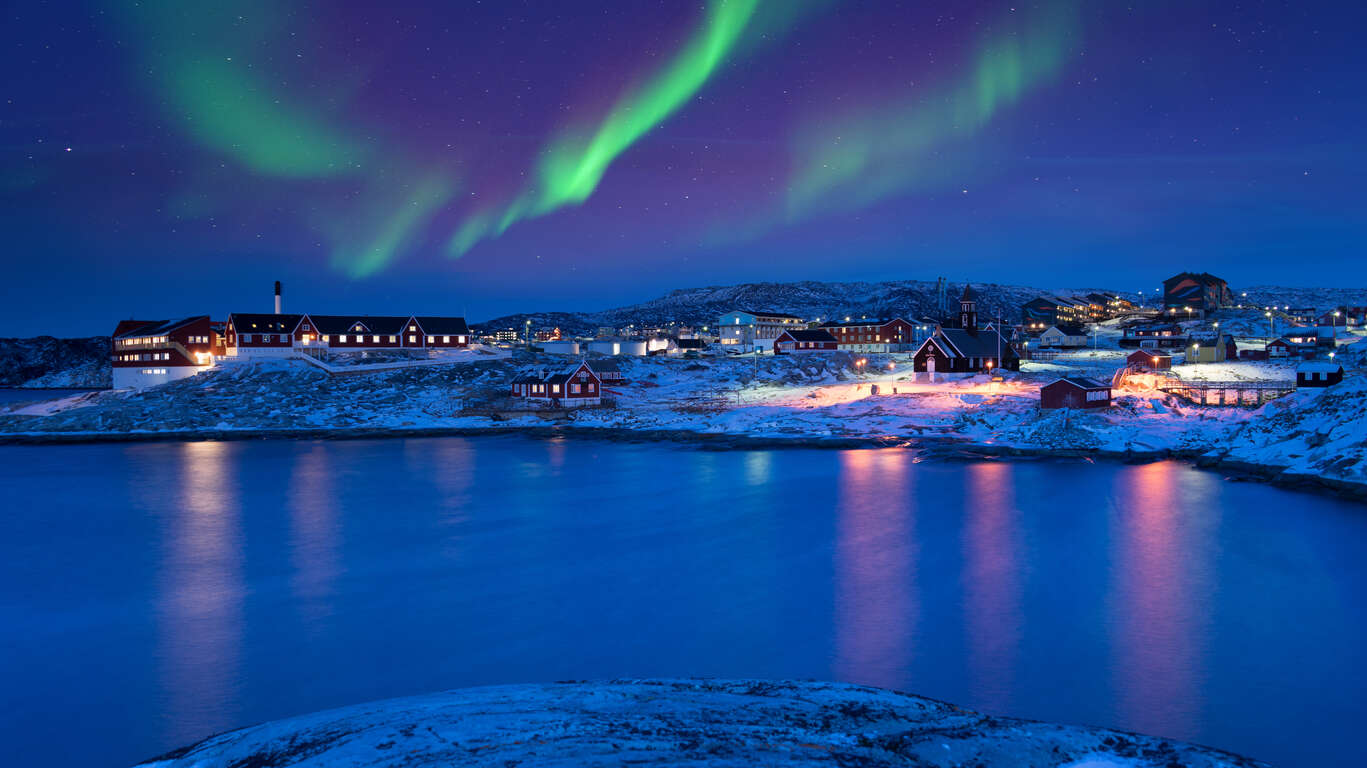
(510, 361, 603, 407)
(1126, 349, 1171, 370)
(1040, 377, 1112, 410)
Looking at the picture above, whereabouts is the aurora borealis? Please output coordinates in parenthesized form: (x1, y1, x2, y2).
(2, 0, 1366, 334)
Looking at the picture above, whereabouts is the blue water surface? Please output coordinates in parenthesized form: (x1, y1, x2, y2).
(0, 436, 1363, 767)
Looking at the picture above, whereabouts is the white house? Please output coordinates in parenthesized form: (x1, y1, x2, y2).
(716, 309, 805, 352)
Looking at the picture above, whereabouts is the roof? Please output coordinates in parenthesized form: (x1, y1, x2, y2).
(1047, 376, 1109, 390)
(590, 359, 621, 372)
(820, 318, 900, 329)
(676, 338, 707, 349)
(1164, 271, 1227, 286)
(307, 315, 409, 335)
(778, 328, 838, 343)
(730, 309, 805, 321)
(512, 361, 599, 386)
(228, 313, 304, 334)
(1298, 362, 1343, 373)
(1128, 348, 1171, 358)
(413, 316, 470, 335)
(960, 285, 977, 301)
(931, 327, 1019, 359)
(1043, 323, 1087, 336)
(114, 315, 209, 339)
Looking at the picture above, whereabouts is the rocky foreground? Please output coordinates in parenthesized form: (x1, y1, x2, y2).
(135, 679, 1264, 768)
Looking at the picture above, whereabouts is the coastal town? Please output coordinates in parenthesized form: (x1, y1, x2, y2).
(2, 271, 1364, 497)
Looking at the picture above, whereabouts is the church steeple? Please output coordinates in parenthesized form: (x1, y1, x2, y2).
(959, 285, 978, 333)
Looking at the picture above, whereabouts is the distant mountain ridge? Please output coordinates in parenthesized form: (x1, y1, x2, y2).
(472, 279, 1130, 334)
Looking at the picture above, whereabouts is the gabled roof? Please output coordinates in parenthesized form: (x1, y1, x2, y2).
(778, 328, 838, 343)
(1128, 348, 1171, 359)
(412, 316, 470, 335)
(513, 361, 600, 387)
(114, 316, 209, 339)
(229, 313, 304, 334)
(933, 327, 1019, 359)
(1049, 376, 1108, 390)
(307, 315, 409, 335)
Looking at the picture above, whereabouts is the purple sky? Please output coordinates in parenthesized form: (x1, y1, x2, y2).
(2, 0, 1364, 336)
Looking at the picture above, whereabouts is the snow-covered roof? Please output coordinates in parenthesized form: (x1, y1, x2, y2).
(778, 328, 838, 343)
(1047, 376, 1109, 390)
(114, 315, 209, 339)
(1297, 362, 1343, 373)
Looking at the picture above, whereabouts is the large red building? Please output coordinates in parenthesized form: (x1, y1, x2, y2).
(226, 313, 471, 357)
(111, 315, 223, 389)
(818, 318, 917, 352)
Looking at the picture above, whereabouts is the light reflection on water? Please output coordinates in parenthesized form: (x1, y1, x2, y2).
(0, 438, 1363, 768)
(158, 441, 243, 747)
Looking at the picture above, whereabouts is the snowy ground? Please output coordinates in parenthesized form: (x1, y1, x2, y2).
(2, 349, 1363, 496)
(134, 679, 1264, 768)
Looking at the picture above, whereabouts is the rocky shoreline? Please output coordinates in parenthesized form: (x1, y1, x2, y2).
(135, 679, 1266, 768)
(3, 420, 1364, 502)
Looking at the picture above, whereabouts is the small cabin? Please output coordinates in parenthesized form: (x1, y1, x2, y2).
(1126, 349, 1171, 370)
(1040, 377, 1112, 410)
(510, 361, 603, 406)
(773, 328, 838, 354)
(1296, 362, 1343, 388)
(1036, 323, 1088, 348)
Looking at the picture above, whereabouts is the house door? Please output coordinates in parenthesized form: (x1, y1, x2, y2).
(926, 354, 936, 373)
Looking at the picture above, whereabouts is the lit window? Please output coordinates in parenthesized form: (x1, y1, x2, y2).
(443, 336, 451, 343)
(373, 335, 381, 344)
(428, 336, 435, 344)
(408, 335, 416, 343)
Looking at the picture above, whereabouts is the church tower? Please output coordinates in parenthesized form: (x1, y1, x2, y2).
(959, 285, 978, 333)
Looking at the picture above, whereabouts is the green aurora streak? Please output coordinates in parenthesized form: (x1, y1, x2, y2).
(786, 1, 1080, 218)
(447, 0, 763, 257)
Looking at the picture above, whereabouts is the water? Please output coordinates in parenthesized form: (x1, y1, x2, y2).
(0, 387, 99, 406)
(1, 437, 1363, 768)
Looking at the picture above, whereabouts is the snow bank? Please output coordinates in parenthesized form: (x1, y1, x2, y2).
(134, 679, 1264, 768)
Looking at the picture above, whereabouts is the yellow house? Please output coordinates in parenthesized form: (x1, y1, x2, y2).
(1186, 333, 1231, 363)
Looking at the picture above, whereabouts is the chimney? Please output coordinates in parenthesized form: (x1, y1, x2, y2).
(274, 281, 282, 314)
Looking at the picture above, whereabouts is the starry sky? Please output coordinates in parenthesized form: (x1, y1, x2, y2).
(2, 0, 1365, 336)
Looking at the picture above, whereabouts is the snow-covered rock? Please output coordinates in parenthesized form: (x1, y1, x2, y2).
(0, 335, 109, 388)
(134, 679, 1264, 768)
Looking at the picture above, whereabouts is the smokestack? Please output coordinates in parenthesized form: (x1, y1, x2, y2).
(274, 281, 282, 314)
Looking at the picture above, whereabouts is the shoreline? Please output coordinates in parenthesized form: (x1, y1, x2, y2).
(4, 421, 1363, 502)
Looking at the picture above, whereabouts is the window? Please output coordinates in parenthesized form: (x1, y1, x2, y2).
(408, 335, 416, 344)
(588, 382, 595, 392)
(552, 384, 560, 394)
(388, 335, 396, 343)
(571, 383, 581, 394)
(243, 333, 253, 343)
(372, 335, 381, 344)
(443, 336, 451, 343)
(427, 336, 435, 344)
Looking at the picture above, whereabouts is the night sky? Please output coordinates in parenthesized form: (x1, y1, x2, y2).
(3, 1, 1364, 336)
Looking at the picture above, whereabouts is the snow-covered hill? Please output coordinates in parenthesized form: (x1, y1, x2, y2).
(134, 679, 1264, 768)
(0, 336, 109, 388)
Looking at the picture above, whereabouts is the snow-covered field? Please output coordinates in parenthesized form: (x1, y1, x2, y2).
(134, 679, 1264, 768)
(1, 349, 1363, 497)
